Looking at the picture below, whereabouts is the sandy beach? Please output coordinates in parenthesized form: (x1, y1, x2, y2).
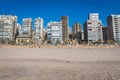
(0, 48, 120, 80)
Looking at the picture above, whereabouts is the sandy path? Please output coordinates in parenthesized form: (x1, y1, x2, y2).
(0, 48, 120, 62)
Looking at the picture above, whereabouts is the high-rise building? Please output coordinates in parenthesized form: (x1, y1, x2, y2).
(84, 13, 103, 43)
(16, 18, 32, 43)
(61, 16, 69, 41)
(34, 17, 43, 42)
(102, 27, 108, 42)
(72, 22, 82, 43)
(107, 15, 120, 42)
(0, 15, 17, 44)
(22, 18, 32, 38)
(47, 21, 62, 44)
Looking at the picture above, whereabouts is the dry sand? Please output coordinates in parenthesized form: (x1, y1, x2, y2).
(0, 48, 120, 80)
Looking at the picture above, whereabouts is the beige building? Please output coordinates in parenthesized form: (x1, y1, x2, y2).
(42, 29, 47, 41)
(61, 16, 69, 41)
(72, 22, 82, 43)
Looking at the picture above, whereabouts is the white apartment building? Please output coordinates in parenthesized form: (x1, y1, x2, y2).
(22, 18, 32, 38)
(34, 17, 43, 41)
(15, 18, 32, 43)
(47, 21, 62, 44)
(0, 15, 17, 44)
(107, 14, 120, 42)
(84, 13, 103, 43)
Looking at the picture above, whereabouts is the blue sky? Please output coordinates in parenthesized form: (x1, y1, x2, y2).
(0, 0, 120, 30)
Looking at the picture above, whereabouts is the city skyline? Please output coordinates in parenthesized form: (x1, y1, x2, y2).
(0, 0, 120, 30)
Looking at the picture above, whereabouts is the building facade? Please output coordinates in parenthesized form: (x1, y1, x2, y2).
(84, 13, 103, 43)
(61, 16, 69, 41)
(0, 15, 17, 44)
(22, 18, 32, 38)
(16, 18, 32, 43)
(47, 21, 62, 44)
(34, 17, 43, 42)
(72, 22, 82, 43)
(102, 27, 108, 43)
(107, 15, 120, 42)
